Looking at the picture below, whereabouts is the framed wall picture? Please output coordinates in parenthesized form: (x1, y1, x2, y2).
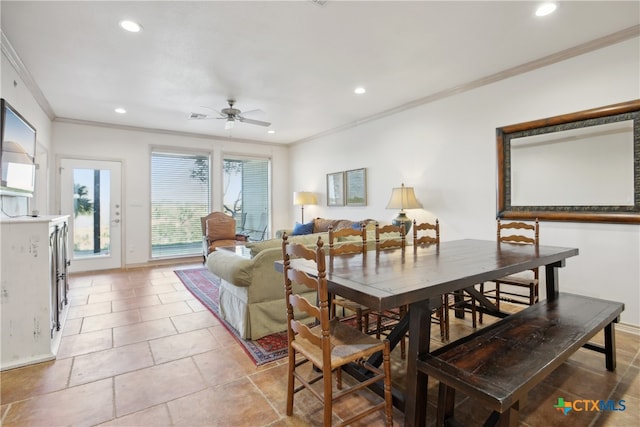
(346, 168, 367, 206)
(326, 172, 345, 206)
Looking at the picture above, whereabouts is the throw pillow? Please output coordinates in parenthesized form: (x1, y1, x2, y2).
(351, 222, 364, 230)
(292, 221, 314, 236)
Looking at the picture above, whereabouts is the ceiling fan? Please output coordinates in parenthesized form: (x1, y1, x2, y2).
(189, 100, 271, 130)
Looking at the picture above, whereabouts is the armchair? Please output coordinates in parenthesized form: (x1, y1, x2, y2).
(201, 212, 248, 261)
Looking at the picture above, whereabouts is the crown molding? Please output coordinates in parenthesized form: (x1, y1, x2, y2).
(1, 30, 55, 120)
(53, 117, 284, 148)
(292, 25, 640, 146)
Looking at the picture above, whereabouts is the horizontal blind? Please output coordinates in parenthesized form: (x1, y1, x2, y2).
(151, 151, 210, 258)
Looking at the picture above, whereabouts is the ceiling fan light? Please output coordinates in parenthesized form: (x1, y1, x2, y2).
(119, 20, 142, 33)
(224, 118, 235, 130)
(535, 3, 557, 17)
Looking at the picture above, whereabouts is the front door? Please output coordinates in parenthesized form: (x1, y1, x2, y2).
(60, 158, 122, 272)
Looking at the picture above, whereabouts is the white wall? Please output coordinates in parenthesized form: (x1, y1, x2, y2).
(53, 121, 289, 266)
(1, 52, 53, 216)
(288, 38, 640, 327)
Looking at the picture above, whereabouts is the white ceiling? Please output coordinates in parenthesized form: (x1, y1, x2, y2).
(2, 1, 639, 145)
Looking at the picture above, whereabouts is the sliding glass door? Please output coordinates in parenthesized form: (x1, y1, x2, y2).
(223, 156, 270, 241)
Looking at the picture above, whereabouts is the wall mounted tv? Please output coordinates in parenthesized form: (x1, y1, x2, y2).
(0, 98, 36, 197)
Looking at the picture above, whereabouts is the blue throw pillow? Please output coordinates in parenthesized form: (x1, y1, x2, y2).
(292, 221, 314, 236)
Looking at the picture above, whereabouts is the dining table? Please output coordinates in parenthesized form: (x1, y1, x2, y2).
(275, 238, 579, 427)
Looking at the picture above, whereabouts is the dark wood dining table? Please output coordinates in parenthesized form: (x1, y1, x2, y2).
(276, 238, 579, 427)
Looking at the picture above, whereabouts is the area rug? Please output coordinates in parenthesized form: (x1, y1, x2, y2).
(175, 268, 288, 366)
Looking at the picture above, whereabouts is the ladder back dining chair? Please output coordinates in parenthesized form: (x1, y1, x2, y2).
(328, 224, 373, 333)
(413, 219, 449, 341)
(281, 234, 393, 427)
(479, 218, 540, 323)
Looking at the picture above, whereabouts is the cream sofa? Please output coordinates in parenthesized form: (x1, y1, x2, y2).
(206, 218, 375, 340)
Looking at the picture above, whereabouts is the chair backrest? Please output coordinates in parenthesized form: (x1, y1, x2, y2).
(497, 218, 539, 277)
(328, 224, 366, 255)
(375, 223, 405, 250)
(497, 218, 539, 246)
(413, 219, 440, 246)
(282, 234, 330, 356)
(203, 212, 236, 241)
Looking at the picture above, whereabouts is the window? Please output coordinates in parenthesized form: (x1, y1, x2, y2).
(223, 156, 270, 241)
(151, 150, 210, 258)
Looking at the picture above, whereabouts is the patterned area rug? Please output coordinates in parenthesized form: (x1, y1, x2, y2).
(175, 268, 288, 366)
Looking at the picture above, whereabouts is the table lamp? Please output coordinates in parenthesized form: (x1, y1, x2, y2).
(293, 191, 317, 223)
(386, 183, 423, 234)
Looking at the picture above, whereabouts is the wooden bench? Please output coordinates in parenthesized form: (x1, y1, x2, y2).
(416, 292, 624, 427)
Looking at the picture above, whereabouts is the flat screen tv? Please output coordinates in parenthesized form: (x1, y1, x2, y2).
(0, 98, 36, 196)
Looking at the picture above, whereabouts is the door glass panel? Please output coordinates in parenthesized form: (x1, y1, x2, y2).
(223, 157, 270, 241)
(72, 168, 111, 258)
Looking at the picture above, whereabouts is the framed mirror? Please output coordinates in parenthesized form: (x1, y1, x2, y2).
(497, 99, 640, 223)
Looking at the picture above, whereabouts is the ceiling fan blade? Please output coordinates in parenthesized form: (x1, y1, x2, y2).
(189, 112, 217, 120)
(239, 109, 265, 118)
(200, 106, 226, 117)
(237, 116, 271, 127)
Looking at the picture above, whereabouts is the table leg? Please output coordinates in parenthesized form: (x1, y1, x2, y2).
(545, 260, 565, 301)
(405, 299, 434, 427)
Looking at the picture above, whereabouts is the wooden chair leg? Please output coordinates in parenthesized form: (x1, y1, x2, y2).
(471, 295, 477, 329)
(479, 283, 484, 324)
(363, 312, 370, 334)
(286, 350, 295, 416)
(436, 382, 455, 426)
(529, 284, 535, 305)
(323, 368, 333, 426)
(355, 307, 363, 332)
(382, 340, 394, 427)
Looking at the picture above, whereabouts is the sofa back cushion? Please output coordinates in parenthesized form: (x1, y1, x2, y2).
(206, 214, 236, 241)
(246, 239, 282, 257)
(312, 217, 375, 233)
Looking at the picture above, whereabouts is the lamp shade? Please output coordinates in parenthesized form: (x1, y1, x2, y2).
(386, 183, 423, 210)
(293, 191, 317, 206)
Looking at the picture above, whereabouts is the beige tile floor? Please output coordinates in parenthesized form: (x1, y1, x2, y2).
(1, 262, 638, 426)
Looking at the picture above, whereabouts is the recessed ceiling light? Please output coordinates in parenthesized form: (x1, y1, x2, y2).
(354, 87, 366, 95)
(115, 108, 127, 114)
(267, 130, 275, 134)
(535, 3, 557, 17)
(119, 20, 142, 33)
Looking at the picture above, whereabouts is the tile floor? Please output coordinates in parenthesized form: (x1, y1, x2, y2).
(0, 262, 638, 426)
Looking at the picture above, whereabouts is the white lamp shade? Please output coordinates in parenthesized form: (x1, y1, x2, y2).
(386, 183, 423, 210)
(293, 191, 317, 205)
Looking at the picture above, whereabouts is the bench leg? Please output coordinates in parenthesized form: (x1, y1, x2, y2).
(436, 382, 455, 426)
(604, 321, 616, 372)
(484, 404, 520, 427)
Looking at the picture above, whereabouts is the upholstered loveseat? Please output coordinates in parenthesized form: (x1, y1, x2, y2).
(206, 217, 375, 340)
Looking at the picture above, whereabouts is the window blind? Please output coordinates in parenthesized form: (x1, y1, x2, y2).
(151, 151, 210, 258)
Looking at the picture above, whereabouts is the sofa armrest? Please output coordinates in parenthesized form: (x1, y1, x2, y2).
(206, 250, 253, 287)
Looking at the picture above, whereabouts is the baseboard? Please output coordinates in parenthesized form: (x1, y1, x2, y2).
(124, 256, 202, 270)
(616, 322, 640, 336)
